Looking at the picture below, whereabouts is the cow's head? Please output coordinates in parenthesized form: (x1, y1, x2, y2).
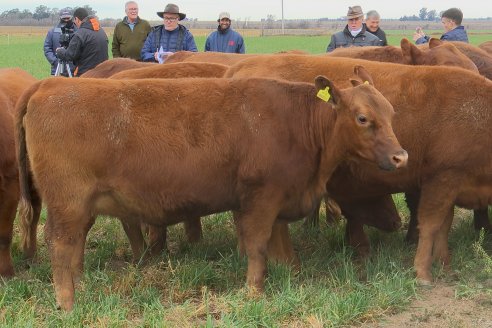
(314, 66, 408, 171)
(339, 195, 402, 232)
(401, 38, 478, 73)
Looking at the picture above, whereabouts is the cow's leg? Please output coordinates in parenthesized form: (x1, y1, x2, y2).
(148, 224, 167, 256)
(304, 200, 321, 229)
(120, 218, 147, 262)
(235, 199, 279, 292)
(233, 211, 245, 257)
(0, 181, 19, 278)
(432, 208, 453, 268)
(414, 179, 456, 285)
(474, 207, 491, 232)
(184, 216, 202, 243)
(266, 222, 300, 269)
(71, 216, 96, 286)
(45, 207, 91, 311)
(345, 217, 370, 257)
(325, 197, 342, 225)
(21, 178, 42, 260)
(404, 191, 420, 244)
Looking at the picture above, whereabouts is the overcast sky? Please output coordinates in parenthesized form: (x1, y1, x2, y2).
(1, 1, 490, 21)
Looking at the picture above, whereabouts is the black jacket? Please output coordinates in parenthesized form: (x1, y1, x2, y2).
(364, 24, 388, 46)
(56, 16, 108, 76)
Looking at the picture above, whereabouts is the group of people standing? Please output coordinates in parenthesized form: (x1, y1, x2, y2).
(43, 2, 245, 76)
(44, 3, 469, 77)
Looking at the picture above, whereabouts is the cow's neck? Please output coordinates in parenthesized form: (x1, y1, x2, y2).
(306, 102, 346, 194)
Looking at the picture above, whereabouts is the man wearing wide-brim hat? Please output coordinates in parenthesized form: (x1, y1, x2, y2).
(141, 3, 197, 62)
(326, 5, 380, 52)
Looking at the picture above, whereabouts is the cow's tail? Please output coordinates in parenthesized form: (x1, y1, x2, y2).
(15, 81, 41, 253)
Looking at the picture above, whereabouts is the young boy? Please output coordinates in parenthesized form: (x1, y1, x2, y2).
(413, 8, 468, 44)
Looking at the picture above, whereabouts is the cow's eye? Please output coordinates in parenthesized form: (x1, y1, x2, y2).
(357, 114, 368, 125)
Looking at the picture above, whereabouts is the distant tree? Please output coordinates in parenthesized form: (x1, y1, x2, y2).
(265, 14, 276, 28)
(33, 5, 50, 20)
(419, 8, 428, 21)
(1, 8, 19, 18)
(19, 9, 32, 19)
(427, 10, 437, 21)
(399, 15, 420, 21)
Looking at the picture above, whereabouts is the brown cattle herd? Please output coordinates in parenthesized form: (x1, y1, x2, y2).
(0, 37, 490, 311)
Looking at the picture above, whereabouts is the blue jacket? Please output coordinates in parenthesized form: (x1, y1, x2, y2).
(416, 26, 469, 44)
(205, 27, 245, 53)
(43, 21, 77, 75)
(141, 25, 197, 62)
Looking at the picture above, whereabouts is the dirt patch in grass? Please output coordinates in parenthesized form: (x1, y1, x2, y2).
(358, 282, 492, 327)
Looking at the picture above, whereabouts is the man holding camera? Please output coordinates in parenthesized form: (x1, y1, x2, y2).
(56, 8, 108, 76)
(44, 8, 77, 76)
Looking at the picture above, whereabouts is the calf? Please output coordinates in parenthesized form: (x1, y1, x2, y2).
(164, 51, 256, 66)
(16, 72, 406, 310)
(328, 38, 478, 73)
(448, 41, 492, 80)
(164, 50, 309, 66)
(110, 62, 228, 80)
(82, 58, 154, 78)
(479, 41, 492, 55)
(0, 68, 39, 278)
(225, 55, 492, 285)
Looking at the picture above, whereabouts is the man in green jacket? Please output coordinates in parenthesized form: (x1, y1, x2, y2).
(112, 1, 151, 60)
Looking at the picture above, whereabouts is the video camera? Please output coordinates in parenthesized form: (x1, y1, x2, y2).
(59, 22, 75, 48)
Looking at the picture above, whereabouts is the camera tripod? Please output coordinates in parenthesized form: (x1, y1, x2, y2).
(54, 59, 73, 77)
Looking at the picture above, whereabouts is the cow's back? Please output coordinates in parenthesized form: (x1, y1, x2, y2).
(82, 58, 154, 78)
(449, 42, 492, 79)
(165, 51, 257, 66)
(0, 68, 37, 113)
(110, 62, 228, 79)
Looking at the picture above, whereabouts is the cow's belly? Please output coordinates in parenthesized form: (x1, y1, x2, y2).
(455, 178, 492, 209)
(93, 186, 239, 225)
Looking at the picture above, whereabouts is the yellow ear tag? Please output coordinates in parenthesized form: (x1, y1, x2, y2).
(364, 80, 370, 85)
(316, 86, 331, 102)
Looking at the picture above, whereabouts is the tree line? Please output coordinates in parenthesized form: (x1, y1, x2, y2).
(0, 5, 97, 22)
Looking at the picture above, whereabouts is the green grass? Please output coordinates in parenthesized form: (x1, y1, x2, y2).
(1, 30, 492, 326)
(2, 206, 492, 326)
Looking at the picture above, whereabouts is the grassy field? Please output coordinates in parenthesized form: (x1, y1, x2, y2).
(1, 29, 492, 327)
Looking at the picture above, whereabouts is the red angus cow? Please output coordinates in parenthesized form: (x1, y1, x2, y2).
(164, 50, 309, 66)
(225, 55, 492, 285)
(478, 41, 492, 55)
(328, 38, 478, 73)
(16, 71, 406, 310)
(82, 58, 154, 78)
(0, 68, 39, 278)
(110, 62, 228, 80)
(164, 51, 256, 66)
(448, 41, 492, 80)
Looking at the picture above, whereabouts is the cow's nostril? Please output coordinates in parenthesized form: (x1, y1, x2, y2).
(392, 150, 408, 169)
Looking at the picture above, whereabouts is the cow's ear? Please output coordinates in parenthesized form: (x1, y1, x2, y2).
(428, 38, 443, 49)
(353, 65, 374, 86)
(401, 38, 420, 65)
(315, 75, 340, 105)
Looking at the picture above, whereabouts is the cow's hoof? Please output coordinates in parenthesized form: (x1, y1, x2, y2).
(0, 267, 15, 279)
(245, 284, 263, 298)
(416, 278, 433, 287)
